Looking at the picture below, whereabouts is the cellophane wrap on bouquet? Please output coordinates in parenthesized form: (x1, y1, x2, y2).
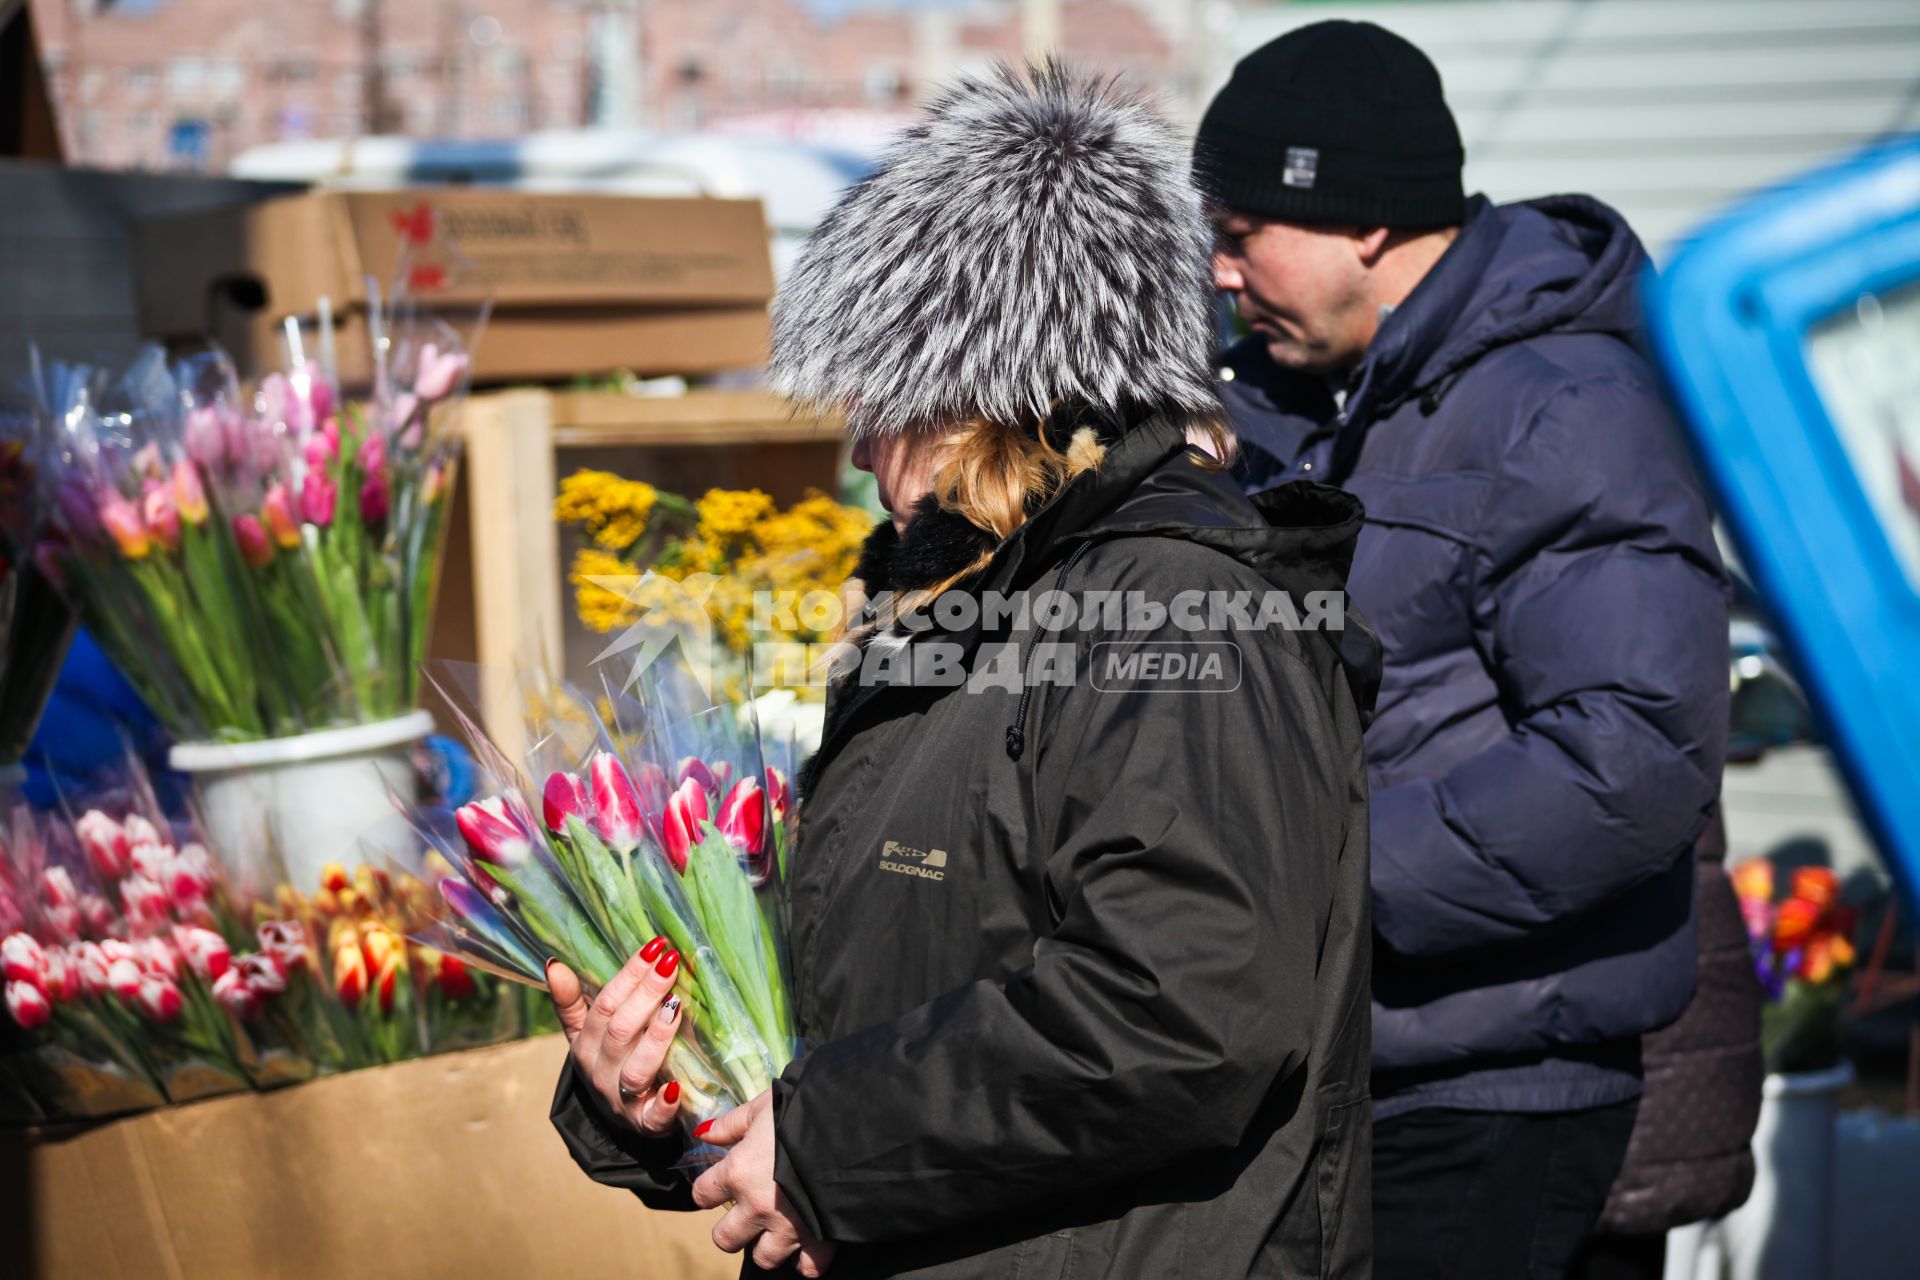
(28, 284, 475, 744)
(0, 400, 75, 769)
(421, 660, 798, 1148)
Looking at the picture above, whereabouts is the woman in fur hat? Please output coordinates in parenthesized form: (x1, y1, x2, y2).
(545, 63, 1378, 1279)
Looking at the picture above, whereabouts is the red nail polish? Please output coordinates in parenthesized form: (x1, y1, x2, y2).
(639, 936, 667, 963)
(692, 1118, 713, 1139)
(664, 1080, 681, 1105)
(655, 950, 679, 979)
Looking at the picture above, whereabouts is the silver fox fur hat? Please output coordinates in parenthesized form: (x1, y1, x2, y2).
(771, 61, 1222, 439)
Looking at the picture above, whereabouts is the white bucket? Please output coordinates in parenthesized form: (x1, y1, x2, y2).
(169, 710, 435, 894)
(1666, 1062, 1852, 1280)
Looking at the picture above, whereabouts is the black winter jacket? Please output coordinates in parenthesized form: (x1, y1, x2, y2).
(552, 415, 1380, 1278)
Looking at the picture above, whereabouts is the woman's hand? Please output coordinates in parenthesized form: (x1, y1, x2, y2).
(692, 1091, 838, 1276)
(546, 942, 685, 1138)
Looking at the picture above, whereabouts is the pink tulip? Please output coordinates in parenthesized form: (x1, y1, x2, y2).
(4, 980, 50, 1031)
(589, 752, 647, 853)
(1, 932, 47, 990)
(172, 460, 209, 526)
(677, 757, 718, 794)
(257, 920, 309, 973)
(358, 429, 387, 475)
(542, 770, 589, 834)
(100, 493, 151, 559)
(141, 482, 181, 552)
(300, 472, 337, 527)
(233, 513, 274, 567)
(455, 796, 536, 867)
(391, 393, 421, 435)
(175, 926, 231, 982)
(303, 430, 337, 471)
(414, 343, 468, 402)
(661, 779, 709, 874)
(184, 405, 235, 470)
(135, 973, 183, 1022)
(718, 778, 767, 857)
(76, 809, 129, 880)
(263, 483, 301, 548)
(359, 471, 389, 524)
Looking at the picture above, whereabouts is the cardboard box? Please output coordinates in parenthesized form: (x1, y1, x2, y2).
(133, 188, 777, 385)
(0, 1035, 737, 1280)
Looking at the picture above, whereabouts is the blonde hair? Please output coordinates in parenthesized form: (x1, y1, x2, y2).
(838, 412, 1236, 643)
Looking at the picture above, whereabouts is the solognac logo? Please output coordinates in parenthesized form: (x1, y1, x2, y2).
(879, 840, 948, 881)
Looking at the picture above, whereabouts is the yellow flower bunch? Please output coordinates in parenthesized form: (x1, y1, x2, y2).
(556, 470, 877, 695)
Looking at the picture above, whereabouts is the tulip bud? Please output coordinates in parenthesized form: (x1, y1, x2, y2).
(257, 920, 309, 973)
(136, 936, 180, 981)
(105, 956, 143, 1000)
(414, 343, 468, 402)
(122, 814, 161, 849)
(184, 405, 233, 470)
(303, 431, 337, 471)
(211, 966, 257, 1018)
(332, 940, 368, 1008)
(42, 903, 81, 945)
(455, 797, 536, 867)
(176, 926, 231, 982)
(319, 862, 352, 895)
(135, 973, 184, 1022)
(661, 779, 709, 874)
(421, 458, 447, 506)
(766, 766, 791, 821)
(718, 778, 767, 857)
(81, 894, 117, 937)
(69, 941, 109, 997)
(168, 844, 215, 909)
(300, 472, 337, 527)
(542, 770, 589, 834)
(100, 938, 137, 964)
(359, 471, 389, 524)
(1, 932, 48, 990)
(239, 952, 288, 998)
(141, 481, 181, 552)
(76, 810, 130, 880)
(100, 493, 151, 559)
(438, 952, 476, 1000)
(4, 980, 50, 1031)
(121, 874, 171, 930)
(264, 483, 301, 548)
(172, 460, 209, 526)
(358, 429, 388, 475)
(233, 513, 274, 568)
(677, 757, 718, 794)
(589, 753, 646, 853)
(40, 947, 74, 1002)
(43, 867, 78, 910)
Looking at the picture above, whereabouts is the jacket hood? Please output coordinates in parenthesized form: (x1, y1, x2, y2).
(771, 62, 1222, 438)
(1348, 193, 1651, 422)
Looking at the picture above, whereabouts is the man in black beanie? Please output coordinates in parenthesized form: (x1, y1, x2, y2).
(1197, 20, 1734, 1280)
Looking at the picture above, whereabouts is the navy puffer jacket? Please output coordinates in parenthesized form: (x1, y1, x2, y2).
(1222, 194, 1730, 1114)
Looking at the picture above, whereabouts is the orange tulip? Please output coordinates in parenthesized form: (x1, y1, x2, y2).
(1774, 896, 1822, 952)
(1790, 867, 1839, 912)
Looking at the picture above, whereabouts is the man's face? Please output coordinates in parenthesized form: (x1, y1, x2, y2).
(1211, 209, 1374, 376)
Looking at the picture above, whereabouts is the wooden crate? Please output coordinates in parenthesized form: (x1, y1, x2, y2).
(427, 388, 847, 740)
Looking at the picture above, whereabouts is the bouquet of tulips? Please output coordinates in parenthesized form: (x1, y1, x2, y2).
(1732, 860, 1859, 1074)
(420, 664, 797, 1135)
(27, 289, 472, 745)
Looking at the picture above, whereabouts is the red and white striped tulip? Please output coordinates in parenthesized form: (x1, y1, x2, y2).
(69, 941, 109, 997)
(42, 866, 78, 909)
(136, 936, 180, 981)
(455, 796, 538, 868)
(1, 932, 48, 990)
(257, 920, 309, 973)
(175, 926, 231, 982)
(135, 972, 183, 1022)
(211, 966, 257, 1018)
(766, 766, 792, 821)
(239, 952, 288, 998)
(589, 752, 647, 853)
(76, 809, 130, 880)
(5, 980, 50, 1031)
(661, 778, 709, 874)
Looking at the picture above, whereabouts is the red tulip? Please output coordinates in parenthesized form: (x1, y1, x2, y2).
(589, 752, 646, 853)
(438, 953, 476, 1000)
(661, 778, 709, 874)
(233, 513, 274, 567)
(455, 796, 536, 867)
(135, 973, 183, 1023)
(4, 980, 50, 1031)
(1, 932, 47, 990)
(542, 770, 589, 834)
(718, 778, 767, 857)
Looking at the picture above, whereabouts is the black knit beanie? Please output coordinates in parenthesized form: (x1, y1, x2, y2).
(1195, 21, 1466, 229)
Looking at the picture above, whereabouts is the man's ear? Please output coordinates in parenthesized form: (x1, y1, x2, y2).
(1352, 226, 1393, 265)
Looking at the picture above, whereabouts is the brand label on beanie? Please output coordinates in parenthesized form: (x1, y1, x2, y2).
(1283, 146, 1319, 190)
